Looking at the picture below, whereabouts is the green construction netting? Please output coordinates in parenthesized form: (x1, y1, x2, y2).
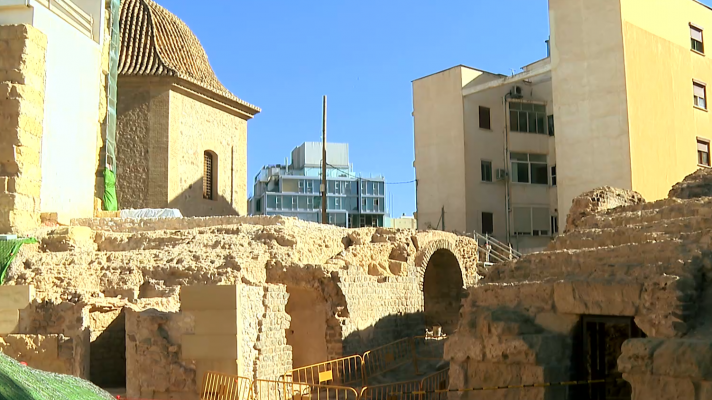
(0, 238, 37, 285)
(0, 352, 115, 400)
(103, 168, 118, 212)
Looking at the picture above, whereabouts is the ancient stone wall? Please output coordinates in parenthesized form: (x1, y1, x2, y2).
(0, 334, 76, 375)
(125, 308, 196, 400)
(0, 25, 47, 233)
(115, 81, 249, 217)
(167, 89, 248, 217)
(115, 84, 164, 210)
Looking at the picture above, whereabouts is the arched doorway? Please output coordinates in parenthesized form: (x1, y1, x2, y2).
(423, 249, 464, 335)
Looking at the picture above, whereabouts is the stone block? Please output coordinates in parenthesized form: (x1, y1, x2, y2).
(553, 281, 641, 315)
(623, 374, 695, 400)
(0, 193, 39, 213)
(618, 338, 665, 374)
(182, 334, 238, 360)
(534, 313, 579, 334)
(181, 285, 240, 311)
(0, 285, 33, 309)
(185, 310, 240, 335)
(653, 339, 712, 380)
(0, 209, 39, 234)
(0, 309, 19, 334)
(195, 359, 239, 387)
(6, 177, 41, 198)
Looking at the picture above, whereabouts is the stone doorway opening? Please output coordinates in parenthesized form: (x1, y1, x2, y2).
(89, 308, 127, 390)
(285, 286, 329, 369)
(422, 249, 464, 335)
(570, 316, 646, 400)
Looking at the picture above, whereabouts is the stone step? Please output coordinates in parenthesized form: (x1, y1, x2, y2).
(485, 239, 705, 284)
(550, 217, 712, 250)
(576, 198, 712, 230)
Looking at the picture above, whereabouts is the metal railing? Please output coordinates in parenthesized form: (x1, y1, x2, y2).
(362, 338, 418, 385)
(412, 336, 447, 363)
(287, 355, 365, 386)
(419, 369, 449, 400)
(473, 232, 521, 264)
(201, 371, 253, 400)
(359, 379, 422, 400)
(251, 378, 359, 400)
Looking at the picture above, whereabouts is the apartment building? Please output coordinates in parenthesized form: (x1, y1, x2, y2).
(249, 142, 387, 228)
(413, 0, 712, 253)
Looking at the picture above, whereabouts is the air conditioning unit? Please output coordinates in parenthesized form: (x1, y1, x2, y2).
(496, 169, 508, 181)
(510, 86, 524, 98)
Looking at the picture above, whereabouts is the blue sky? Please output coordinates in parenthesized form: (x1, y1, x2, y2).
(159, 0, 706, 217)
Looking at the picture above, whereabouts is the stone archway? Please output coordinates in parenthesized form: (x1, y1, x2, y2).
(416, 240, 466, 335)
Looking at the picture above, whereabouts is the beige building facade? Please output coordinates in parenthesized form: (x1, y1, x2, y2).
(116, 0, 259, 217)
(0, 0, 109, 233)
(414, 0, 712, 253)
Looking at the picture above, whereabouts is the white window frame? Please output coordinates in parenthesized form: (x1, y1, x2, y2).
(510, 153, 548, 185)
(694, 81, 707, 110)
(691, 23, 705, 54)
(551, 165, 557, 186)
(481, 160, 493, 182)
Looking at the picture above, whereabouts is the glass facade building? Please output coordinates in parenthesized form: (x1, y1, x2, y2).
(248, 143, 387, 228)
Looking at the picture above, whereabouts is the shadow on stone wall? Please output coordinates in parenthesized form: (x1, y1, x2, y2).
(342, 311, 426, 356)
(166, 177, 241, 218)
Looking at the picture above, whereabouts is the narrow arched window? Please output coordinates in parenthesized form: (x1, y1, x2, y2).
(203, 151, 217, 200)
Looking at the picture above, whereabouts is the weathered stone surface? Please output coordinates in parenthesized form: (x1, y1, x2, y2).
(668, 167, 712, 200)
(564, 186, 645, 233)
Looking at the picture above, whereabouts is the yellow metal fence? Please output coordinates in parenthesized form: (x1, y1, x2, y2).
(287, 354, 365, 386)
(201, 371, 253, 400)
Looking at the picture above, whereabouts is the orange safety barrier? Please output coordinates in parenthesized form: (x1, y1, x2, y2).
(359, 379, 422, 400)
(252, 378, 359, 400)
(287, 354, 365, 386)
(200, 371, 253, 400)
(419, 368, 449, 400)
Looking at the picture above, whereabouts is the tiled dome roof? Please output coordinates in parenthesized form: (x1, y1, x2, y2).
(118, 0, 260, 113)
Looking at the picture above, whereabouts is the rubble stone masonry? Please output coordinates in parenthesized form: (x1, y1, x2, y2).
(0, 25, 47, 233)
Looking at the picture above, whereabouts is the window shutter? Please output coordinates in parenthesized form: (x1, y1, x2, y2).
(692, 26, 703, 42)
(698, 141, 709, 152)
(694, 83, 706, 98)
(204, 152, 213, 200)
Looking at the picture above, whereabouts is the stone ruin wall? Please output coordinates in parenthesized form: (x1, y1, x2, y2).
(0, 25, 47, 233)
(444, 173, 712, 400)
(0, 215, 480, 399)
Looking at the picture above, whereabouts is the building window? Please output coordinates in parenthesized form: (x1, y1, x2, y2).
(255, 198, 262, 213)
(481, 160, 493, 182)
(479, 106, 491, 130)
(551, 215, 559, 235)
(694, 81, 707, 109)
(510, 153, 548, 184)
(547, 115, 555, 136)
(509, 102, 546, 134)
(481, 212, 494, 235)
(298, 180, 305, 193)
(692, 24, 704, 53)
(698, 138, 711, 166)
(513, 207, 550, 236)
(551, 165, 557, 186)
(203, 151, 216, 200)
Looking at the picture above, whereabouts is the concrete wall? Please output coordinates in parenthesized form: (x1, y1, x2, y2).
(116, 81, 248, 217)
(620, 0, 712, 202)
(549, 0, 633, 227)
(413, 66, 478, 232)
(0, 24, 46, 233)
(32, 4, 101, 220)
(167, 88, 248, 217)
(0, 2, 104, 222)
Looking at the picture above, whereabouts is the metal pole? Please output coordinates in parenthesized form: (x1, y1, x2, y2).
(321, 96, 328, 224)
